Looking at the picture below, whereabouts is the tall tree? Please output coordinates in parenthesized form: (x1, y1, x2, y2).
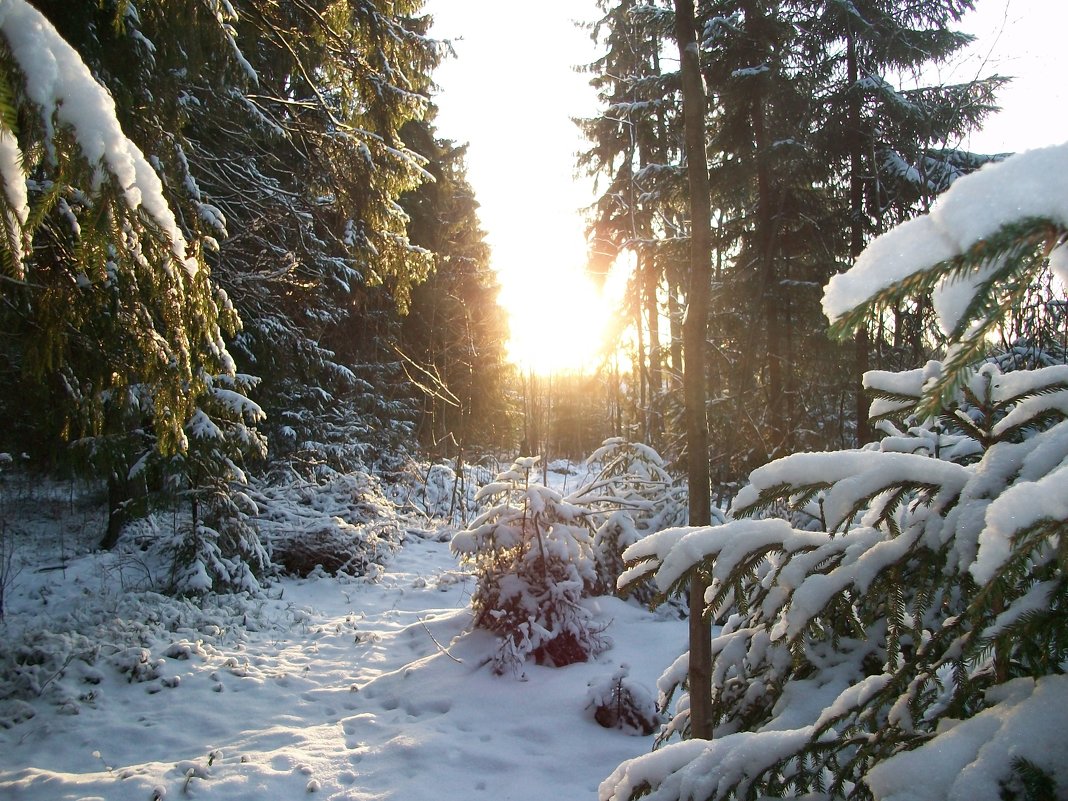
(0, 0, 268, 584)
(202, 0, 445, 471)
(674, 0, 715, 740)
(811, 0, 1003, 443)
(582, 0, 1006, 752)
(606, 139, 1068, 801)
(690, 0, 1000, 477)
(0, 0, 458, 585)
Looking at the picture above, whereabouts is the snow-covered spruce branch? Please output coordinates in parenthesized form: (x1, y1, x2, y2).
(0, 0, 200, 277)
(824, 145, 1068, 418)
(602, 144, 1068, 801)
(0, 0, 243, 442)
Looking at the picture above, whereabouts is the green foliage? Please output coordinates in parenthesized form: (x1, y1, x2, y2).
(453, 443, 697, 674)
(611, 360, 1068, 800)
(0, 2, 282, 591)
(0, 2, 239, 459)
(1001, 757, 1061, 801)
(830, 217, 1067, 419)
(0, 0, 491, 593)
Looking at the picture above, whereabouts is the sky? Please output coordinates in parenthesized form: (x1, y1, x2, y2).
(951, 0, 1068, 155)
(424, 0, 1068, 374)
(426, 0, 606, 373)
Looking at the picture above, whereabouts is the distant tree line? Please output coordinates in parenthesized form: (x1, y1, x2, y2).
(579, 0, 1009, 493)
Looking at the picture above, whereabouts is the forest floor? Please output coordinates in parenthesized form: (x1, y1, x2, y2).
(0, 473, 687, 801)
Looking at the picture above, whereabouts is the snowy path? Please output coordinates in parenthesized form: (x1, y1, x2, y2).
(1, 533, 687, 801)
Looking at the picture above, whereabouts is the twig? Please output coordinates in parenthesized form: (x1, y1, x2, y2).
(418, 616, 462, 664)
(36, 652, 77, 696)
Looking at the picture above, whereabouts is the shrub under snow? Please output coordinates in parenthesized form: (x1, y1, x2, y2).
(572, 439, 687, 602)
(451, 457, 609, 675)
(586, 664, 660, 736)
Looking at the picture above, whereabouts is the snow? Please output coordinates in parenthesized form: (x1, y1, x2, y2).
(822, 214, 958, 323)
(811, 672, 892, 732)
(601, 727, 814, 801)
(207, 0, 259, 86)
(0, 133, 27, 273)
(647, 519, 821, 598)
(865, 676, 1068, 801)
(973, 459, 1068, 583)
(1051, 242, 1068, 286)
(735, 450, 968, 532)
(981, 580, 1057, 641)
(0, 477, 687, 801)
(823, 142, 1068, 330)
(931, 256, 1002, 335)
(731, 64, 769, 78)
(0, 126, 28, 246)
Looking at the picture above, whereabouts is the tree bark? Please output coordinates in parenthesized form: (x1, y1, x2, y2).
(101, 471, 130, 551)
(751, 90, 785, 457)
(667, 270, 685, 385)
(848, 29, 871, 446)
(674, 0, 714, 741)
(644, 250, 663, 448)
(635, 289, 648, 421)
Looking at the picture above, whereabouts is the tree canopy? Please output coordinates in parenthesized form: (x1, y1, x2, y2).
(0, 0, 508, 591)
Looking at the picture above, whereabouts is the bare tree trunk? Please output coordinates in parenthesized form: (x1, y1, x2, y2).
(667, 276, 685, 384)
(101, 471, 130, 551)
(674, 0, 714, 741)
(750, 70, 785, 459)
(645, 250, 663, 448)
(635, 292, 648, 431)
(848, 29, 871, 446)
(613, 356, 623, 437)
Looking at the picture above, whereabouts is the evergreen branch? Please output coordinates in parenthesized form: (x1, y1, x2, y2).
(733, 480, 834, 519)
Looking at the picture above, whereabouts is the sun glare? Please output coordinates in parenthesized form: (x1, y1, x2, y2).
(504, 270, 615, 375)
(499, 268, 614, 375)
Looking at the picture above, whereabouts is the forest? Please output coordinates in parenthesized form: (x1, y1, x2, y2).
(0, 1, 1065, 800)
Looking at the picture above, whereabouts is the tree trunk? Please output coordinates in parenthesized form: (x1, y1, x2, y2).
(667, 269, 685, 385)
(644, 250, 663, 448)
(674, 0, 714, 741)
(101, 471, 130, 551)
(750, 67, 784, 459)
(635, 290, 648, 425)
(848, 29, 871, 446)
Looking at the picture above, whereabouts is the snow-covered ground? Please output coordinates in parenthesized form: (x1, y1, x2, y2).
(0, 475, 687, 801)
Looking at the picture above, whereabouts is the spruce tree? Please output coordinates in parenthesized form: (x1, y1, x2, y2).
(582, 0, 1002, 487)
(190, 0, 445, 471)
(452, 457, 609, 676)
(602, 142, 1068, 801)
(0, 0, 279, 589)
(811, 0, 1003, 443)
(0, 0, 454, 588)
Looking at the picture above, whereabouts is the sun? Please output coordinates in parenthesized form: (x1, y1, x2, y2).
(497, 265, 616, 375)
